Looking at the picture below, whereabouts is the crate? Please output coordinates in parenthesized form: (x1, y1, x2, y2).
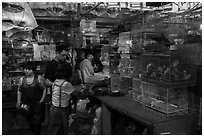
(142, 51, 196, 84)
(134, 81, 189, 116)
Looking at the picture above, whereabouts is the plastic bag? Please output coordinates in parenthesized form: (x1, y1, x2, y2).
(76, 99, 90, 112)
(91, 106, 102, 135)
(69, 111, 94, 135)
(17, 103, 31, 117)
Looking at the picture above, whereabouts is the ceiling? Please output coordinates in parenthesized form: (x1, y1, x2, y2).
(2, 2, 202, 42)
(2, 2, 202, 26)
(2, 2, 175, 22)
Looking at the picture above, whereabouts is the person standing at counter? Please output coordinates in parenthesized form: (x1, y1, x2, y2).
(76, 51, 85, 71)
(44, 44, 72, 127)
(63, 54, 73, 82)
(16, 62, 47, 135)
(44, 44, 72, 102)
(67, 47, 77, 72)
(44, 44, 70, 87)
(49, 63, 76, 135)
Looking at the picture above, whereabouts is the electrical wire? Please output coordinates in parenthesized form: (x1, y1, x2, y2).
(173, 2, 201, 13)
(190, 2, 201, 11)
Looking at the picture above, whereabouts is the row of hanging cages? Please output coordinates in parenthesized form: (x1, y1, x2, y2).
(129, 10, 202, 54)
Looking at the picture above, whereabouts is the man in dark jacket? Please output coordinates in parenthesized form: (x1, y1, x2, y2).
(43, 44, 72, 127)
(44, 44, 72, 86)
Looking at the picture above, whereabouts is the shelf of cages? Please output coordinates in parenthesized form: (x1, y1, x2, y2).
(117, 28, 172, 55)
(118, 31, 144, 54)
(2, 76, 21, 91)
(106, 57, 195, 117)
(130, 10, 202, 54)
(110, 71, 191, 116)
(131, 29, 171, 54)
(141, 51, 197, 87)
(106, 45, 196, 117)
(108, 53, 143, 95)
(104, 11, 200, 116)
(129, 81, 189, 116)
(125, 50, 196, 116)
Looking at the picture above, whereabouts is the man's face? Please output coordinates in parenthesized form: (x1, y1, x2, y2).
(88, 55, 93, 62)
(58, 50, 68, 61)
(24, 68, 33, 76)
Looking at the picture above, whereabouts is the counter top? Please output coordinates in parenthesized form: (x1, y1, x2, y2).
(93, 95, 192, 127)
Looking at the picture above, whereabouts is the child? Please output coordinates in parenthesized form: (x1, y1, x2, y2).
(49, 63, 79, 135)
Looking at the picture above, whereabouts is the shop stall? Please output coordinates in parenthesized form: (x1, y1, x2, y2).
(2, 2, 202, 135)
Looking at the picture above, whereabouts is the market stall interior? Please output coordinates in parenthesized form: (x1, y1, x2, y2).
(2, 2, 202, 135)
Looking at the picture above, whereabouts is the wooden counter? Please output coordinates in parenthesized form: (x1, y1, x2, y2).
(93, 95, 197, 135)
